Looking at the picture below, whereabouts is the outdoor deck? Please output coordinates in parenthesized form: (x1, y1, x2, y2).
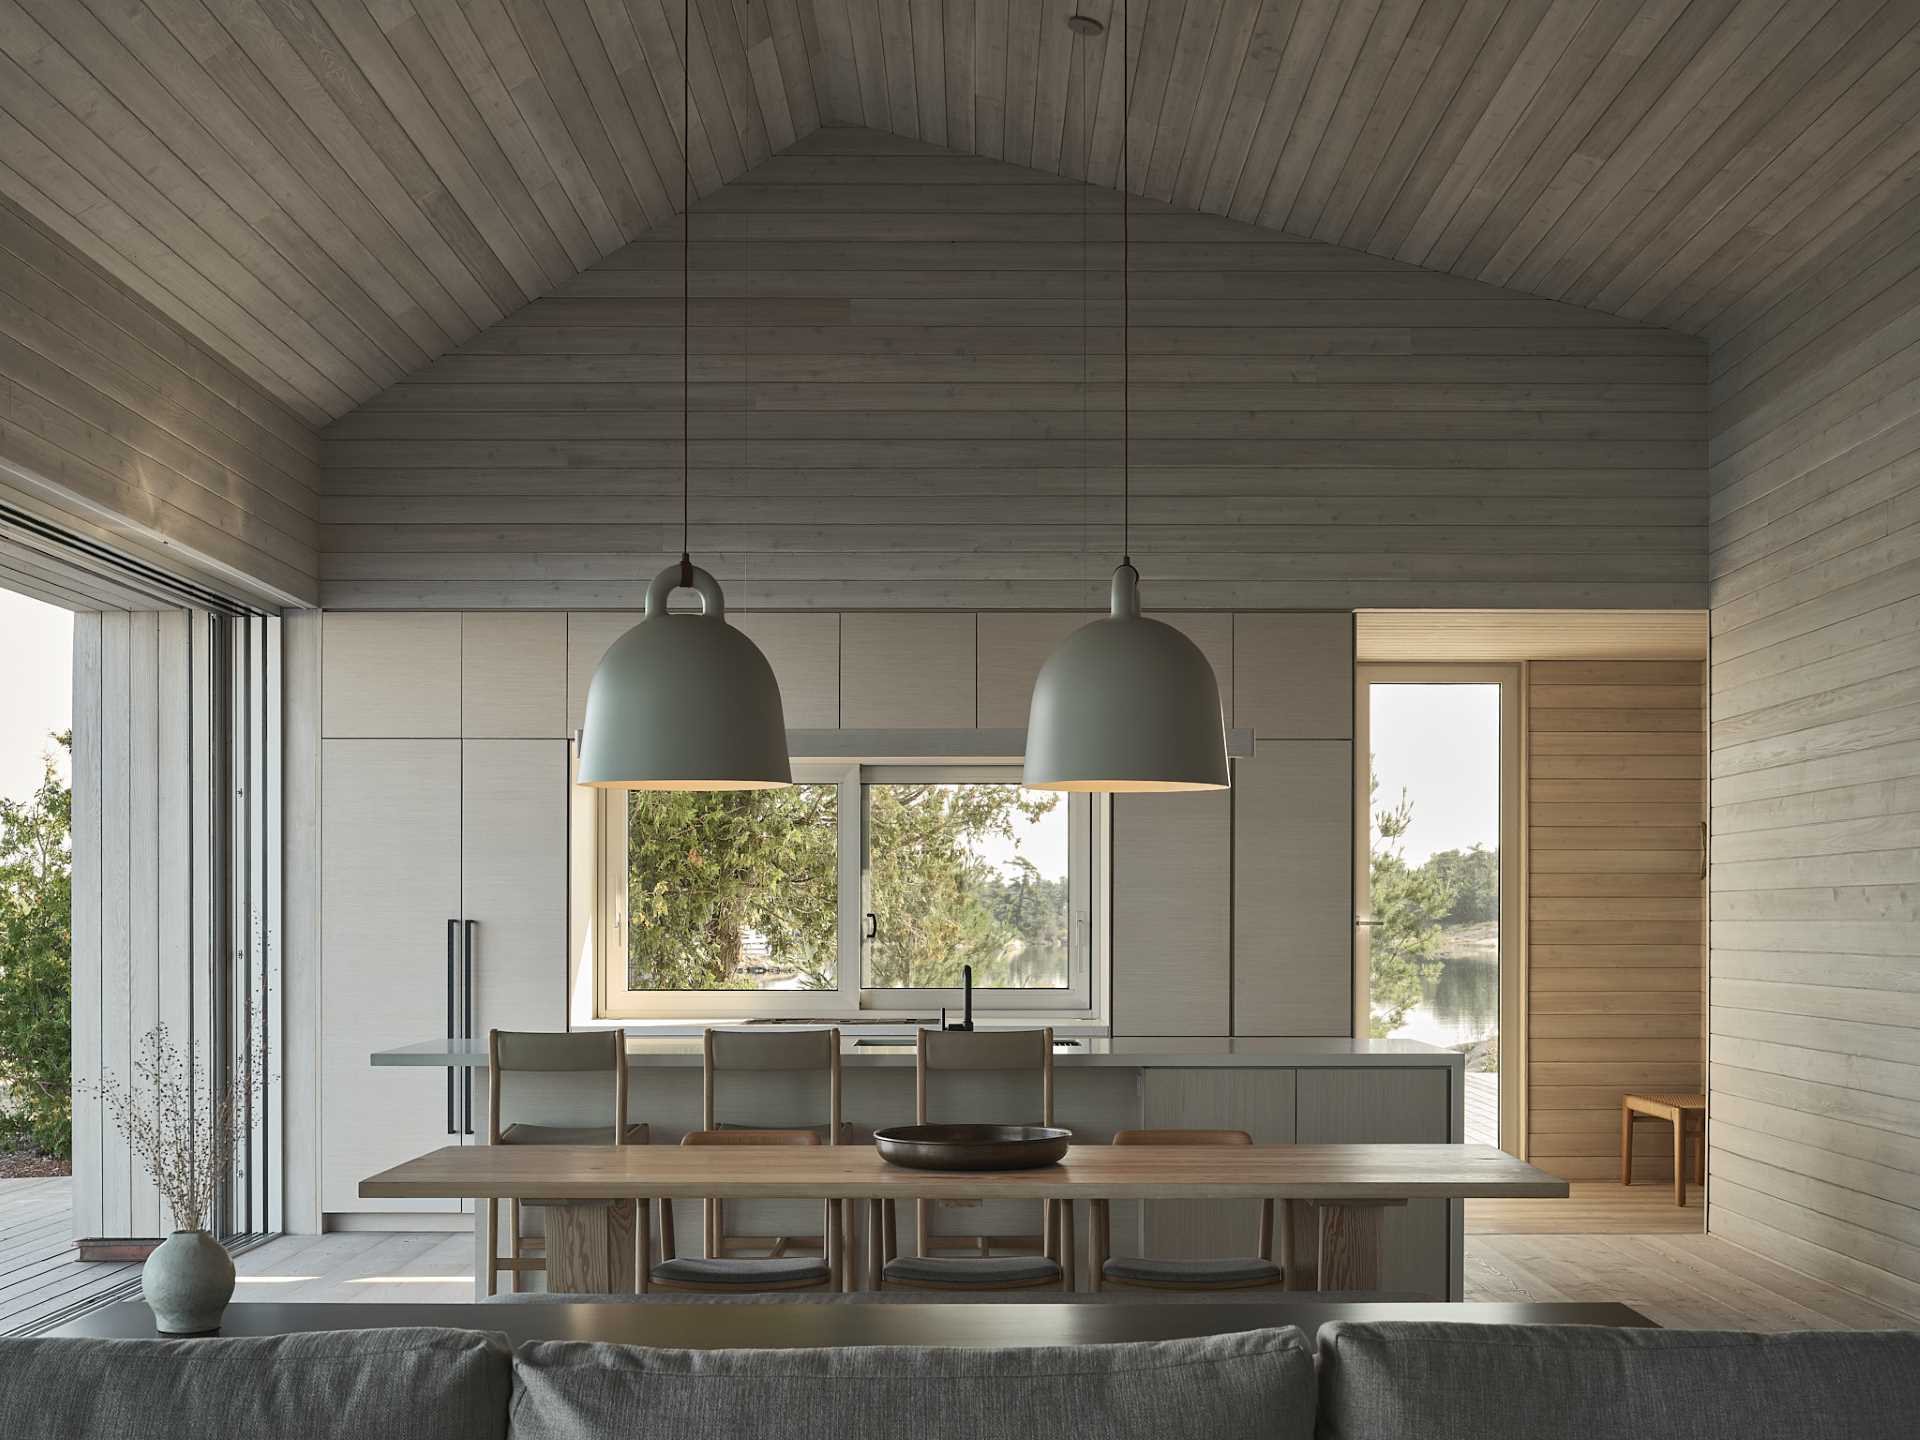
(1464, 1070, 1496, 1148)
(0, 1177, 138, 1335)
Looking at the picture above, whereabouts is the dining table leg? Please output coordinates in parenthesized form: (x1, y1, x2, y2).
(1313, 1200, 1403, 1291)
(545, 1199, 640, 1294)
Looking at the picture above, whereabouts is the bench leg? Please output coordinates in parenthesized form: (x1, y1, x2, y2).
(1620, 1105, 1634, 1186)
(1674, 1117, 1687, 1207)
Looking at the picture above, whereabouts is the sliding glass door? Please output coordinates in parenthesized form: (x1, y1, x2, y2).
(1356, 666, 1519, 1154)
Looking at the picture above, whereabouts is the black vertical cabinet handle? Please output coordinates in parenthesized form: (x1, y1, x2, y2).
(445, 919, 458, 1136)
(463, 920, 476, 1135)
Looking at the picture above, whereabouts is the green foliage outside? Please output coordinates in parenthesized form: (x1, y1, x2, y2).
(0, 734, 73, 1158)
(625, 782, 1066, 992)
(866, 784, 1066, 989)
(1366, 766, 1504, 1041)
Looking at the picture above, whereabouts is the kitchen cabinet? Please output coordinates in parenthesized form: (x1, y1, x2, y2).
(1111, 789, 1232, 1036)
(1235, 742, 1354, 1035)
(1233, 614, 1354, 739)
(1296, 1068, 1452, 1298)
(461, 614, 567, 738)
(322, 614, 461, 737)
(320, 737, 568, 1215)
(1137, 1070, 1297, 1261)
(839, 613, 975, 727)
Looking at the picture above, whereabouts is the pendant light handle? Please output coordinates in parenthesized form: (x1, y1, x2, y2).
(645, 561, 727, 620)
(1109, 561, 1141, 619)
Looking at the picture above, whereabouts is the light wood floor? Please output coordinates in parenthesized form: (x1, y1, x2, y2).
(1468, 1181, 1705, 1235)
(0, 1178, 140, 1335)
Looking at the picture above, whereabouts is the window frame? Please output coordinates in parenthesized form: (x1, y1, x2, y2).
(596, 763, 1099, 1019)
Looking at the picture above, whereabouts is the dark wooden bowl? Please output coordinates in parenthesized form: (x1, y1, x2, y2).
(872, 1124, 1073, 1171)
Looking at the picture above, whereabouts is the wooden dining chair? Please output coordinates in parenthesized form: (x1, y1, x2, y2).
(650, 1130, 841, 1292)
(877, 1027, 1067, 1292)
(1089, 1129, 1294, 1292)
(648, 1027, 845, 1293)
(484, 1029, 646, 1296)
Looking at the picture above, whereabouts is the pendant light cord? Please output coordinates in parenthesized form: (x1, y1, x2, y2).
(1121, 0, 1130, 572)
(679, 0, 692, 587)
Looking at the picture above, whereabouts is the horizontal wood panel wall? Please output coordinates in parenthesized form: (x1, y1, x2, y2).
(69, 609, 211, 1241)
(1707, 215, 1920, 1318)
(1527, 660, 1707, 1182)
(0, 199, 320, 607)
(319, 127, 1707, 611)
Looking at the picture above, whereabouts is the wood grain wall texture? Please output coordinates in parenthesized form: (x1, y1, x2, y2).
(319, 128, 1708, 612)
(1526, 660, 1706, 1183)
(69, 609, 212, 1242)
(1707, 212, 1920, 1318)
(0, 200, 320, 607)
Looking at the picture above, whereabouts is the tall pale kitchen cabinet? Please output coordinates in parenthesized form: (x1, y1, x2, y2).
(319, 614, 569, 1218)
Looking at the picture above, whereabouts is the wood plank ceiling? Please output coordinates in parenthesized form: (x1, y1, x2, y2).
(1, 0, 1916, 428)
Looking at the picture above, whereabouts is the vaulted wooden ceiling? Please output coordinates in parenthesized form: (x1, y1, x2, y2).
(3, 0, 1916, 428)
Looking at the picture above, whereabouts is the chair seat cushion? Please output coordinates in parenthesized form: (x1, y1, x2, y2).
(497, 1122, 648, 1146)
(510, 1328, 1313, 1440)
(652, 1256, 831, 1287)
(883, 1254, 1062, 1288)
(1103, 1256, 1283, 1288)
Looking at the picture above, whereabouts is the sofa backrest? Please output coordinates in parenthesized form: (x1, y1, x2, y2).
(0, 1326, 511, 1440)
(509, 1327, 1316, 1440)
(1316, 1321, 1920, 1440)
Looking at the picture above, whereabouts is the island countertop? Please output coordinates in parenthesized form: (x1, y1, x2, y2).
(372, 1034, 1463, 1070)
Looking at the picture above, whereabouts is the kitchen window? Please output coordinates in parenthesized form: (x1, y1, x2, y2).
(597, 766, 1098, 1018)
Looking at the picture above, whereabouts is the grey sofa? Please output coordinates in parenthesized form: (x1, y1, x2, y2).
(1, 1320, 1916, 1439)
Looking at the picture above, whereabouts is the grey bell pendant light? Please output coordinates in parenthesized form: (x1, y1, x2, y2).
(576, 0, 790, 792)
(1024, 4, 1228, 795)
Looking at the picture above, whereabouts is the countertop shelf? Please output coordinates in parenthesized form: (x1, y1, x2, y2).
(372, 1034, 1464, 1070)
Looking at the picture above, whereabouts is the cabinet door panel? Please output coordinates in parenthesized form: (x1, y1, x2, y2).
(323, 614, 461, 737)
(1112, 791, 1231, 1036)
(462, 614, 566, 738)
(464, 740, 568, 1037)
(1137, 1070, 1297, 1262)
(321, 740, 463, 1212)
(1235, 742, 1353, 1035)
(839, 613, 975, 728)
(1234, 614, 1353, 738)
(1296, 1068, 1452, 1298)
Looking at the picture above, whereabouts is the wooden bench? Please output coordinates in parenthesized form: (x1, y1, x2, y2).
(1621, 1093, 1706, 1206)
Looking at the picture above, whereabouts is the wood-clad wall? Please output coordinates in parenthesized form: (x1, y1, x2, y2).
(1707, 215, 1920, 1316)
(1526, 661, 1706, 1182)
(320, 127, 1707, 612)
(69, 609, 211, 1241)
(0, 199, 319, 607)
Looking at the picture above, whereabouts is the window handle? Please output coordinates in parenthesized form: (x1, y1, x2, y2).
(865, 912, 878, 940)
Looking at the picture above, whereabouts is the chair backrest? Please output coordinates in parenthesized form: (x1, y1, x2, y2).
(487, 1029, 627, 1143)
(1113, 1129, 1252, 1147)
(1113, 1128, 1269, 1260)
(680, 1128, 825, 1260)
(702, 1028, 842, 1140)
(916, 1028, 1053, 1125)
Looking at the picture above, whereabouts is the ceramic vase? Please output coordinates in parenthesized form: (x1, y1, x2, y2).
(143, 1229, 235, 1335)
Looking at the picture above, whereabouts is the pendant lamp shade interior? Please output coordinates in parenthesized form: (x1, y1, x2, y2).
(577, 562, 792, 790)
(1023, 564, 1229, 793)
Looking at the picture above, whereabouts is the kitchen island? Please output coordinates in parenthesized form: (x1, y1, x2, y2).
(371, 1035, 1472, 1298)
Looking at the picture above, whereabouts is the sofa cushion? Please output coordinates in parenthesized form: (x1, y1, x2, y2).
(1317, 1321, 1920, 1440)
(0, 1326, 510, 1440)
(510, 1327, 1314, 1440)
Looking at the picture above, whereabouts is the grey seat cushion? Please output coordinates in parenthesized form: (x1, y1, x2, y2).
(0, 1327, 509, 1440)
(1318, 1322, 1920, 1440)
(883, 1253, 1062, 1287)
(510, 1327, 1314, 1440)
(1103, 1255, 1283, 1287)
(498, 1122, 648, 1146)
(652, 1256, 831, 1287)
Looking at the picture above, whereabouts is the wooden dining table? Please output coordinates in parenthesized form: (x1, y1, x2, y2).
(361, 1142, 1567, 1294)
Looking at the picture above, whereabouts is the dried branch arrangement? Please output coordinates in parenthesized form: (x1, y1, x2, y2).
(79, 1022, 269, 1234)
